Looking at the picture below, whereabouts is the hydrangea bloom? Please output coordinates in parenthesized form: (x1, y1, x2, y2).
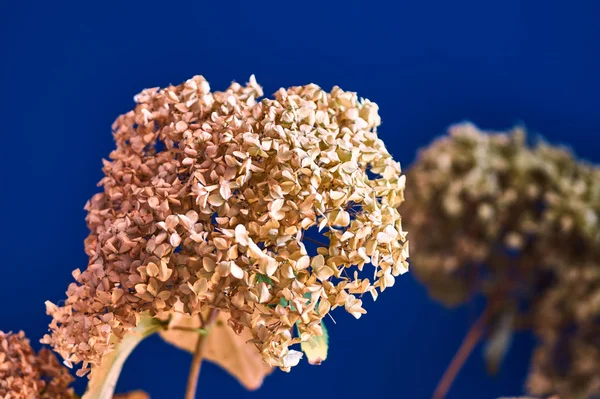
(43, 75, 408, 377)
(403, 123, 600, 398)
(0, 331, 76, 399)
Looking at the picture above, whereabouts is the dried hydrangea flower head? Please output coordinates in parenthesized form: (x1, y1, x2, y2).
(402, 123, 600, 399)
(0, 331, 76, 399)
(43, 75, 408, 379)
(528, 256, 600, 399)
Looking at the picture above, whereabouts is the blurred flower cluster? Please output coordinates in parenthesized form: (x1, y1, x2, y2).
(402, 123, 600, 398)
(0, 331, 76, 399)
(0, 330, 149, 399)
(42, 75, 408, 379)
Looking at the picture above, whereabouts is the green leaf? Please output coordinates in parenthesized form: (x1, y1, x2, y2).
(297, 321, 329, 365)
(256, 274, 274, 286)
(279, 298, 289, 307)
(483, 309, 514, 376)
(82, 316, 162, 399)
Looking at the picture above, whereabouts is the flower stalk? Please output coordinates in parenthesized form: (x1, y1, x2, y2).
(184, 308, 220, 399)
(431, 306, 492, 399)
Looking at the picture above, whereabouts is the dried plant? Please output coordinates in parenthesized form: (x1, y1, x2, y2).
(402, 123, 600, 399)
(36, 75, 408, 398)
(113, 392, 149, 399)
(0, 330, 76, 399)
(528, 259, 600, 399)
(0, 330, 149, 399)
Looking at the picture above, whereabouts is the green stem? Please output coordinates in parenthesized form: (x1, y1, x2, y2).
(171, 326, 209, 335)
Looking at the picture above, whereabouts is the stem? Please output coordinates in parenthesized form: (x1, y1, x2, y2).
(184, 308, 219, 399)
(431, 306, 492, 399)
(171, 326, 209, 335)
(304, 236, 329, 247)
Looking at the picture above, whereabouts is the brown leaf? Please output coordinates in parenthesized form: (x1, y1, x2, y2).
(113, 391, 149, 399)
(159, 312, 273, 390)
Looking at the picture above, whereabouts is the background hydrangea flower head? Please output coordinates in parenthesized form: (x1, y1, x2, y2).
(402, 123, 600, 399)
(0, 331, 76, 399)
(43, 75, 408, 381)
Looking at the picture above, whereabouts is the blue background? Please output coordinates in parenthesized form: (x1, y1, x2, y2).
(1, 1, 599, 398)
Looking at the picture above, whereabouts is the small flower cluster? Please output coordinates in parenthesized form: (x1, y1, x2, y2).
(0, 331, 76, 399)
(528, 257, 600, 398)
(43, 75, 408, 376)
(402, 123, 600, 398)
